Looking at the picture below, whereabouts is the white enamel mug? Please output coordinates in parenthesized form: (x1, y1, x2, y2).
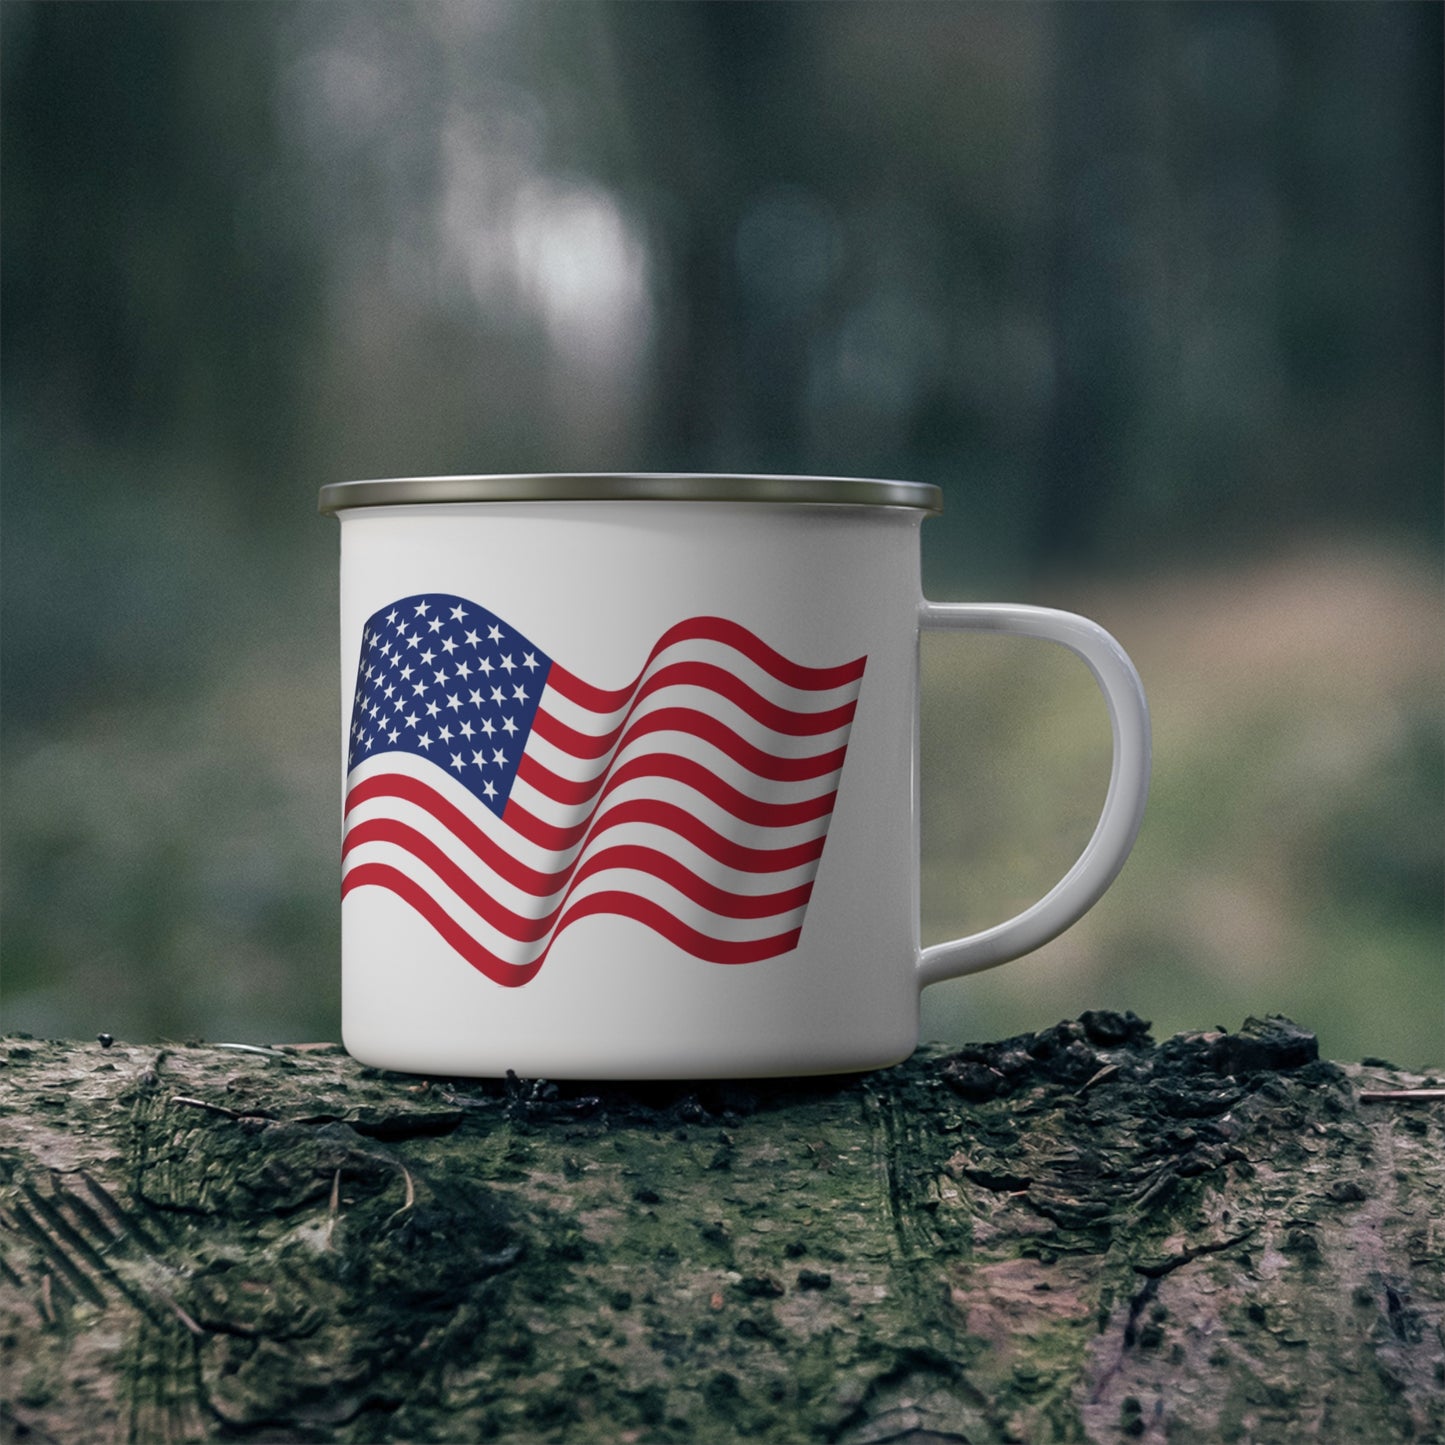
(319, 475, 1151, 1079)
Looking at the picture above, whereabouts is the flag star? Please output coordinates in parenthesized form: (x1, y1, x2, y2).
(478, 657, 494, 676)
(450, 604, 468, 622)
(492, 747, 507, 766)
(500, 653, 516, 674)
(426, 700, 440, 717)
(464, 629, 481, 647)
(427, 617, 443, 633)
(487, 624, 503, 643)
(441, 636, 457, 655)
(523, 651, 539, 672)
(420, 649, 435, 666)
(446, 692, 462, 712)
(406, 633, 420, 649)
(483, 780, 497, 800)
(405, 712, 419, 728)
(454, 659, 471, 680)
(399, 664, 414, 681)
(415, 600, 431, 616)
(380, 642, 392, 658)
(432, 669, 448, 685)
(468, 689, 484, 707)
(392, 698, 405, 712)
(384, 684, 395, 699)
(459, 720, 474, 739)
(481, 717, 496, 737)
(490, 686, 506, 705)
(512, 684, 527, 703)
(388, 727, 400, 743)
(412, 681, 427, 696)
(471, 750, 487, 769)
(386, 609, 398, 626)
(502, 716, 518, 737)
(417, 732, 433, 751)
(450, 752, 465, 772)
(363, 735, 374, 750)
(394, 615, 408, 633)
(438, 725, 453, 743)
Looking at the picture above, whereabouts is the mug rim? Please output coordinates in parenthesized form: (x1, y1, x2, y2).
(317, 472, 943, 516)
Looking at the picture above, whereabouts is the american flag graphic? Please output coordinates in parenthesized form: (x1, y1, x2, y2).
(342, 594, 867, 987)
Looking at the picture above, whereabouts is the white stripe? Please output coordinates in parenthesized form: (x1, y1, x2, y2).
(347, 751, 561, 875)
(346, 755, 833, 886)
(558, 819, 822, 895)
(345, 789, 823, 909)
(345, 787, 562, 919)
(345, 752, 828, 904)
(346, 836, 810, 968)
(344, 786, 823, 928)
(531, 688, 856, 780)
(541, 640, 863, 736)
(522, 727, 848, 812)
(506, 769, 838, 848)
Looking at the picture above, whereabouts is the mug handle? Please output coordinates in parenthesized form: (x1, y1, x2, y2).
(916, 601, 1152, 987)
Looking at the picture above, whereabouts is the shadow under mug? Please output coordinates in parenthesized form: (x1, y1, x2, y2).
(319, 474, 1151, 1079)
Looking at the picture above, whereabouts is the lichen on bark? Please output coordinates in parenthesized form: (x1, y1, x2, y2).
(1, 1014, 1441, 1443)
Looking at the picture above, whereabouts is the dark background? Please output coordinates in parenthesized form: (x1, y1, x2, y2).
(3, 1, 1441, 1063)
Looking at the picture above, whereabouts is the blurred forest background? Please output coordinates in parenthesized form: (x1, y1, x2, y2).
(2, 1, 1440, 1066)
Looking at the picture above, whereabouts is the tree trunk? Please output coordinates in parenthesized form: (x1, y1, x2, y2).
(2, 1014, 1441, 1444)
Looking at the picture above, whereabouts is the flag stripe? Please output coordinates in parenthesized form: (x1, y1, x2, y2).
(346, 771, 831, 883)
(524, 707, 853, 781)
(546, 616, 867, 713)
(503, 754, 838, 853)
(517, 709, 849, 804)
(349, 834, 811, 959)
(348, 772, 558, 893)
(344, 818, 816, 938)
(343, 863, 545, 987)
(531, 659, 859, 758)
(343, 862, 803, 987)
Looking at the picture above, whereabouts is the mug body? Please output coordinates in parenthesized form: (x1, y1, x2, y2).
(331, 486, 932, 1078)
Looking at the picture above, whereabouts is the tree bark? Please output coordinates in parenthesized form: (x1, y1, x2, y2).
(2, 1014, 1441, 1444)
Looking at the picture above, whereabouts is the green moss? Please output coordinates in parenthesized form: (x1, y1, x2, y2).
(3, 1029, 1442, 1442)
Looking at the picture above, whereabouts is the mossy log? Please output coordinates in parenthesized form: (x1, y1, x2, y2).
(1, 1015, 1441, 1444)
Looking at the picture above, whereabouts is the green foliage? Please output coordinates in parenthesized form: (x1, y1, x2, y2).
(921, 546, 1444, 1068)
(1, 3, 1440, 1059)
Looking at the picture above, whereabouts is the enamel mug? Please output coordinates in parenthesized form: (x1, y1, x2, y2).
(319, 474, 1151, 1079)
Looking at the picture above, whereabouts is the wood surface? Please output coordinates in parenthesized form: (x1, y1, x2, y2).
(2, 1013, 1441, 1444)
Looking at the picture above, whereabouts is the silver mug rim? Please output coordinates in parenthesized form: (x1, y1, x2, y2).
(318, 473, 943, 515)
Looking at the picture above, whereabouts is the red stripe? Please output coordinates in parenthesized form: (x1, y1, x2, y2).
(342, 865, 802, 983)
(505, 754, 835, 853)
(546, 617, 866, 712)
(342, 863, 543, 988)
(345, 819, 814, 938)
(570, 845, 814, 921)
(346, 775, 826, 878)
(531, 658, 859, 760)
(553, 891, 802, 964)
(519, 709, 847, 805)
(346, 823, 553, 941)
(346, 773, 555, 895)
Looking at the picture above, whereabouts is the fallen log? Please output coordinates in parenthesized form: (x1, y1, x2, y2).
(1, 1014, 1441, 1443)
